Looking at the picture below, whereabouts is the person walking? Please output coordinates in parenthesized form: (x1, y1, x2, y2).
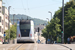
(67, 37, 70, 44)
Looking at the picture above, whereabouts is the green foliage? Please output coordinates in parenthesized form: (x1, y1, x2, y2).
(54, 1, 75, 43)
(42, 17, 61, 41)
(42, 28, 48, 38)
(5, 24, 17, 40)
(49, 17, 61, 37)
(42, 1, 75, 43)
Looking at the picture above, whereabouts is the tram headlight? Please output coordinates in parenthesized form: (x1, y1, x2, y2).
(19, 34, 20, 37)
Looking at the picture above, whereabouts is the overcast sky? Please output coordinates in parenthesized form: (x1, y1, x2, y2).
(3, 0, 69, 20)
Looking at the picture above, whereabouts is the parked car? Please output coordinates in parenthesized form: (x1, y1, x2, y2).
(3, 42, 8, 44)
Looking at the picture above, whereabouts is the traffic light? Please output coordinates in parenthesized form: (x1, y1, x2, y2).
(38, 27, 40, 32)
(61, 28, 63, 33)
(4, 32, 6, 34)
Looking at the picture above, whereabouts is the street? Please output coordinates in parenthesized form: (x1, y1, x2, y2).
(0, 43, 37, 50)
(0, 43, 75, 50)
(38, 44, 72, 50)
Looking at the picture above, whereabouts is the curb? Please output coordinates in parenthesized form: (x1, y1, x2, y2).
(59, 44, 72, 50)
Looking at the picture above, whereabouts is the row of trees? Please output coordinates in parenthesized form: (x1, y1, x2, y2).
(42, 1, 75, 43)
(42, 17, 61, 43)
(5, 24, 17, 40)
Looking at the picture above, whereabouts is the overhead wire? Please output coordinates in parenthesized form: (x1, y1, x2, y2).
(29, 2, 62, 10)
(52, 0, 62, 3)
(21, 0, 26, 14)
(4, 0, 63, 14)
(6, 0, 9, 6)
(5, 0, 17, 14)
(26, 0, 30, 15)
(26, 0, 62, 10)
(11, 8, 18, 14)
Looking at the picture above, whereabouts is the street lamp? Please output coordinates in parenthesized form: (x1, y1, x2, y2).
(48, 11, 52, 20)
(48, 11, 52, 43)
(13, 14, 15, 25)
(46, 18, 49, 22)
(8, 6, 11, 43)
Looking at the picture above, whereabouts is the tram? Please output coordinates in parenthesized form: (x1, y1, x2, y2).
(17, 19, 35, 43)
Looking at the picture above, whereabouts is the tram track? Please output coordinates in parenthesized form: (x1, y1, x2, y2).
(15, 44, 24, 50)
(0, 43, 37, 50)
(15, 43, 36, 50)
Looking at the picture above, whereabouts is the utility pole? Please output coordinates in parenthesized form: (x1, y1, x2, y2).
(38, 27, 40, 44)
(13, 14, 15, 25)
(48, 11, 52, 43)
(8, 6, 11, 43)
(62, 0, 64, 44)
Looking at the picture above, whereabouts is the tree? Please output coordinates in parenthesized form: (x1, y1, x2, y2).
(42, 17, 61, 43)
(5, 24, 17, 40)
(54, 1, 75, 43)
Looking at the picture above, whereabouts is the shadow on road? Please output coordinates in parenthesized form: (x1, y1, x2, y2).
(17, 41, 34, 44)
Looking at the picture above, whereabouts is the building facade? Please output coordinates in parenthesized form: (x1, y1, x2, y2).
(0, 0, 11, 44)
(0, 0, 3, 44)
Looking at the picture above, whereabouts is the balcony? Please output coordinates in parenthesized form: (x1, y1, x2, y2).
(0, 32, 3, 37)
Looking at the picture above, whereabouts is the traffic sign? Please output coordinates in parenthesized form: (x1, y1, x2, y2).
(4, 34, 6, 37)
(47, 39, 50, 41)
(4, 32, 6, 37)
(37, 40, 40, 43)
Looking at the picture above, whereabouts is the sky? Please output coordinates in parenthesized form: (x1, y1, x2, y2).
(2, 0, 69, 21)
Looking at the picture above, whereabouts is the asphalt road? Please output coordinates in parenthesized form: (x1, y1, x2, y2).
(37, 44, 75, 50)
(0, 43, 37, 50)
(0, 43, 75, 50)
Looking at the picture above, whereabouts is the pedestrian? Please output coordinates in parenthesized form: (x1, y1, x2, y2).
(67, 37, 70, 44)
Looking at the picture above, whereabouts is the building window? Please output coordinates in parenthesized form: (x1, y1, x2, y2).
(0, 7, 1, 9)
(0, 17, 1, 22)
(6, 23, 7, 27)
(7, 23, 8, 27)
(2, 29, 3, 34)
(2, 20, 3, 25)
(5, 14, 8, 19)
(6, 22, 8, 27)
(0, 26, 1, 32)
